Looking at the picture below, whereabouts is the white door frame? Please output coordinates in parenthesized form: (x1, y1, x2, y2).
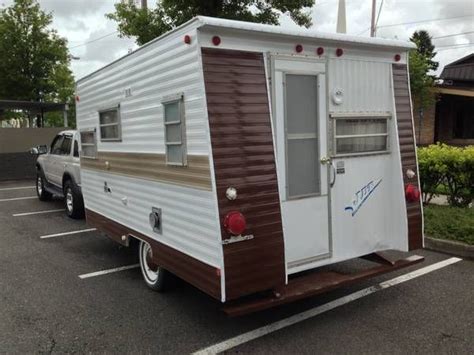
(270, 54, 332, 274)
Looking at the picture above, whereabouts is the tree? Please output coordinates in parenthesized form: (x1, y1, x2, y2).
(0, 0, 75, 126)
(410, 30, 438, 72)
(107, 0, 315, 46)
(409, 30, 437, 110)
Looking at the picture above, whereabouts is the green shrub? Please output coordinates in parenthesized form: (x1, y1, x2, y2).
(417, 144, 474, 207)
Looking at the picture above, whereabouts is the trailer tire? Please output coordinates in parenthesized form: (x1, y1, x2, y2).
(64, 180, 85, 219)
(139, 240, 168, 292)
(36, 170, 52, 201)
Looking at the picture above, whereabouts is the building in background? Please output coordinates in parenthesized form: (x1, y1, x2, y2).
(414, 53, 474, 146)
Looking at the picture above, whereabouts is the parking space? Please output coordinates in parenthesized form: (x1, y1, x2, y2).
(0, 180, 472, 354)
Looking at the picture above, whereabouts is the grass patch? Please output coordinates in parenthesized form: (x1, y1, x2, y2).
(424, 204, 474, 245)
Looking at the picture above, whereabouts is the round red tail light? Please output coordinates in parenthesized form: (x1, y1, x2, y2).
(394, 54, 401, 62)
(336, 48, 344, 57)
(224, 211, 246, 235)
(317, 47, 324, 56)
(295, 44, 303, 53)
(405, 184, 420, 202)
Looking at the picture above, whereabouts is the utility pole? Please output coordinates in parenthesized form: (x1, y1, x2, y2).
(370, 0, 377, 37)
(141, 0, 147, 9)
(336, 0, 347, 34)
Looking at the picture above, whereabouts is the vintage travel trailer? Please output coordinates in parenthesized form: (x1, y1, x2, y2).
(76, 16, 424, 315)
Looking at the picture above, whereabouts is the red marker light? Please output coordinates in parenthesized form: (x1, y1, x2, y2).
(75, 95, 80, 102)
(212, 36, 221, 46)
(295, 44, 303, 53)
(317, 47, 324, 56)
(405, 184, 420, 202)
(184, 35, 191, 44)
(336, 48, 344, 57)
(223, 211, 246, 235)
(394, 54, 401, 62)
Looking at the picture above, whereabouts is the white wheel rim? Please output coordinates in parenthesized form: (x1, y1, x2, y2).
(66, 189, 73, 213)
(37, 177, 43, 195)
(140, 242, 158, 283)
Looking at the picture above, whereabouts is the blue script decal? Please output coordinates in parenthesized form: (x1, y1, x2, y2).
(345, 178, 382, 217)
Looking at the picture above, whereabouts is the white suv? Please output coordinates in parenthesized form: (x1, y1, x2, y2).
(31, 130, 84, 219)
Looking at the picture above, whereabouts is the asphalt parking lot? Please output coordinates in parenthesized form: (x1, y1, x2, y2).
(0, 180, 473, 354)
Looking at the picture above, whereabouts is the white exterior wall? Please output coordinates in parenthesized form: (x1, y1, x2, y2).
(198, 27, 409, 271)
(76, 25, 223, 269)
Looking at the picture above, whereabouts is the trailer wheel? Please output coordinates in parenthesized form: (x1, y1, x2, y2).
(139, 240, 168, 291)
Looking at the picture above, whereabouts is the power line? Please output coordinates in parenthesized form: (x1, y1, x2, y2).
(437, 44, 474, 51)
(69, 31, 118, 49)
(375, 0, 384, 28)
(358, 14, 473, 36)
(436, 42, 473, 48)
(433, 31, 474, 39)
(377, 14, 473, 29)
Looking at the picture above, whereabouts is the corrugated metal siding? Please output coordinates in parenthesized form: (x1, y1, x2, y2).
(393, 64, 423, 250)
(329, 59, 392, 113)
(86, 209, 221, 300)
(76, 26, 208, 155)
(202, 48, 285, 301)
(82, 170, 221, 266)
(76, 25, 223, 280)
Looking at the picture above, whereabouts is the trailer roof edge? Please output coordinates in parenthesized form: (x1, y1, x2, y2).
(76, 16, 415, 85)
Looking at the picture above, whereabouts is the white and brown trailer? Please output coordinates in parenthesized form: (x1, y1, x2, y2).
(76, 17, 424, 315)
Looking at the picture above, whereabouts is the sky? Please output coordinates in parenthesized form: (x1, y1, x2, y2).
(1, 0, 473, 80)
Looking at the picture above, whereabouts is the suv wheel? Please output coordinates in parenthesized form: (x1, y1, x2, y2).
(64, 180, 85, 219)
(36, 170, 52, 201)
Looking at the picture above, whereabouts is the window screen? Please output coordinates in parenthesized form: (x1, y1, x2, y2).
(335, 117, 389, 155)
(99, 107, 121, 141)
(163, 95, 186, 166)
(285, 74, 320, 198)
(80, 130, 97, 159)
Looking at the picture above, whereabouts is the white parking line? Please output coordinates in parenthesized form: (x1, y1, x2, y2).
(78, 264, 140, 279)
(0, 196, 36, 202)
(192, 257, 462, 355)
(0, 186, 35, 191)
(13, 209, 64, 217)
(40, 228, 97, 239)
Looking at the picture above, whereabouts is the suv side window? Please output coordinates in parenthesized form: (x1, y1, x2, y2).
(60, 136, 73, 155)
(51, 135, 64, 155)
(73, 140, 79, 157)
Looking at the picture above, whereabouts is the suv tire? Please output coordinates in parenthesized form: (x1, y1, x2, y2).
(64, 180, 85, 219)
(36, 170, 52, 201)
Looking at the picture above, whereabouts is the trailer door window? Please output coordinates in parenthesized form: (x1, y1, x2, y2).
(163, 94, 186, 166)
(99, 107, 121, 141)
(334, 117, 389, 155)
(80, 130, 97, 159)
(285, 74, 320, 198)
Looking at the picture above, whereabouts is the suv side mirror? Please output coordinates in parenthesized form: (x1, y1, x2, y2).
(30, 145, 48, 155)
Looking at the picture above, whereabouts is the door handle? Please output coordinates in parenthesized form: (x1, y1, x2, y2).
(320, 156, 332, 165)
(330, 162, 336, 188)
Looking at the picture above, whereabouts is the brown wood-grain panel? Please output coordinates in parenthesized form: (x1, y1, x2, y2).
(202, 48, 285, 301)
(85, 209, 221, 300)
(393, 64, 423, 250)
(81, 152, 212, 190)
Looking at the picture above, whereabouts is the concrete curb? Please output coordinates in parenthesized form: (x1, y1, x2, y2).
(424, 237, 474, 259)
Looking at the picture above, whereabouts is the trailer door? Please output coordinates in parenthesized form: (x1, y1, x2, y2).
(271, 57, 330, 273)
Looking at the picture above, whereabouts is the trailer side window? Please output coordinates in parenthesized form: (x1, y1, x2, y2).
(80, 130, 97, 159)
(99, 106, 121, 141)
(163, 94, 186, 166)
(334, 117, 389, 155)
